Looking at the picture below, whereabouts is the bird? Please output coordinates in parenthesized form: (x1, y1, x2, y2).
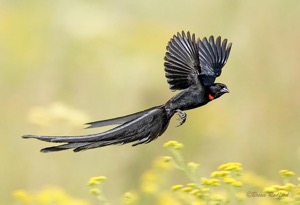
(22, 31, 232, 152)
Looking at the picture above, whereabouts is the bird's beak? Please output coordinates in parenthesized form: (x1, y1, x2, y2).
(221, 87, 229, 93)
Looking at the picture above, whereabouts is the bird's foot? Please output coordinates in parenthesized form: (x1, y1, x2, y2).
(175, 109, 187, 127)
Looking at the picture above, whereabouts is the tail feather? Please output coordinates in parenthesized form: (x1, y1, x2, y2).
(22, 107, 159, 143)
(22, 105, 171, 152)
(72, 131, 153, 152)
(85, 106, 158, 129)
(41, 142, 90, 153)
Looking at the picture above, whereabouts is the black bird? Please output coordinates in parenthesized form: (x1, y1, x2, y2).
(23, 31, 232, 152)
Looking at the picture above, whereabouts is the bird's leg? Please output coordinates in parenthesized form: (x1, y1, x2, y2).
(175, 109, 187, 127)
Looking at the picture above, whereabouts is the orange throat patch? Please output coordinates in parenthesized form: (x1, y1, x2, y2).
(208, 93, 215, 101)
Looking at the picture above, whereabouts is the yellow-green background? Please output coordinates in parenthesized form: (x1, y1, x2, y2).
(1, 0, 300, 204)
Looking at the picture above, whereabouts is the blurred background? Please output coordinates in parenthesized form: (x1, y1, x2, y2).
(1, 0, 300, 204)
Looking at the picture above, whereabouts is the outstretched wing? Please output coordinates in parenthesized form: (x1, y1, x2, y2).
(198, 36, 232, 86)
(164, 31, 200, 90)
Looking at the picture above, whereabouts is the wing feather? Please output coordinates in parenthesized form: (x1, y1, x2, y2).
(164, 31, 200, 90)
(216, 37, 222, 62)
(198, 36, 232, 86)
(165, 32, 232, 88)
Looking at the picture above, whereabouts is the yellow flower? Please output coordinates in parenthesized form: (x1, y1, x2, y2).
(171, 185, 184, 191)
(88, 176, 107, 186)
(278, 190, 289, 195)
(284, 183, 295, 191)
(223, 177, 236, 184)
(181, 187, 193, 192)
(163, 140, 184, 150)
(190, 189, 200, 196)
(240, 171, 275, 189)
(187, 183, 196, 188)
(158, 192, 181, 205)
(36, 187, 67, 203)
(12, 190, 31, 204)
(221, 177, 243, 187)
(209, 194, 226, 202)
(279, 170, 295, 178)
(201, 178, 220, 187)
(13, 187, 90, 205)
(264, 186, 277, 193)
(163, 140, 177, 148)
(140, 170, 159, 193)
(265, 183, 295, 193)
(192, 202, 205, 205)
(122, 192, 138, 205)
(162, 156, 172, 162)
(232, 181, 243, 187)
(210, 171, 229, 178)
(89, 188, 101, 196)
(174, 143, 184, 150)
(187, 162, 199, 171)
(200, 188, 210, 192)
(218, 162, 242, 171)
(281, 196, 293, 203)
(273, 185, 288, 191)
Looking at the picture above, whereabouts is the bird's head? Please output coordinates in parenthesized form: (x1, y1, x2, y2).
(207, 83, 229, 101)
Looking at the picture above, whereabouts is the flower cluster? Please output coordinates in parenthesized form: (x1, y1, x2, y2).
(163, 140, 184, 150)
(121, 192, 138, 205)
(263, 169, 300, 203)
(88, 176, 107, 186)
(279, 170, 295, 178)
(87, 176, 109, 204)
(13, 140, 300, 205)
(13, 187, 89, 205)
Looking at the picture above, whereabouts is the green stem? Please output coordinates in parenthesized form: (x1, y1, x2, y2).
(170, 149, 199, 186)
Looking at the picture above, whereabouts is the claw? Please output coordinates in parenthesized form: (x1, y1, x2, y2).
(175, 109, 187, 127)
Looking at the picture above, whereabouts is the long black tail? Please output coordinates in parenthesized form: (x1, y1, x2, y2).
(22, 105, 172, 152)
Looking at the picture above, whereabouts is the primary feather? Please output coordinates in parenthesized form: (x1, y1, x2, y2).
(198, 36, 232, 86)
